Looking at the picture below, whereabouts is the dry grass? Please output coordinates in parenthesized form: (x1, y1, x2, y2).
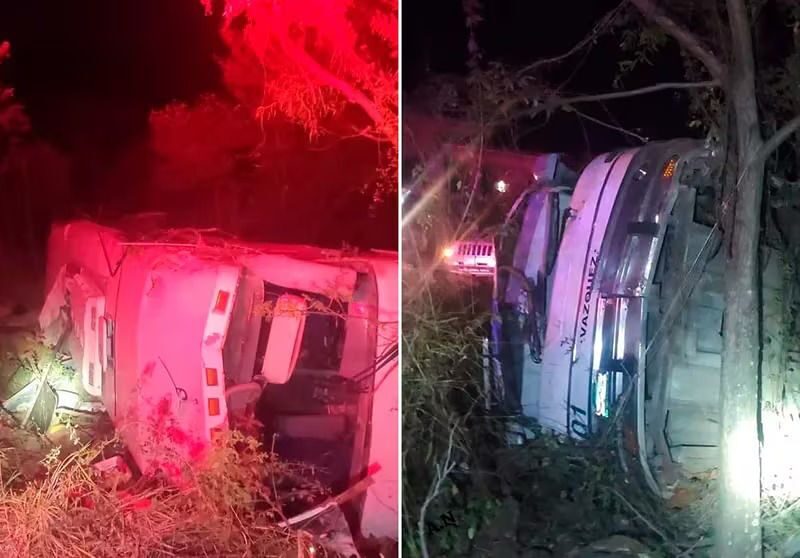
(0, 290, 341, 558)
(0, 429, 328, 558)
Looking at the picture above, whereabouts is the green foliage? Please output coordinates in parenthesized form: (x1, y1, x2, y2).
(401, 265, 488, 556)
(429, 490, 501, 556)
(614, 27, 669, 88)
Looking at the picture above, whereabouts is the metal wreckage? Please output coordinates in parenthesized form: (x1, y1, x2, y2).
(2, 217, 398, 556)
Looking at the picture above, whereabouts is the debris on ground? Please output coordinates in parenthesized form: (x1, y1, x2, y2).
(414, 431, 718, 558)
(0, 415, 49, 482)
(0, 325, 383, 557)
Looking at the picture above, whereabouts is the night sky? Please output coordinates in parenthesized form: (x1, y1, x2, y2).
(402, 0, 696, 157)
(0, 1, 397, 251)
(0, 1, 696, 185)
(0, 0, 222, 153)
(0, 1, 703, 249)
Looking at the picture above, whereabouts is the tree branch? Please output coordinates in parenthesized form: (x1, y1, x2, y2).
(517, 1, 625, 75)
(512, 80, 719, 120)
(455, 126, 485, 236)
(568, 106, 649, 142)
(557, 80, 720, 108)
(629, 0, 727, 82)
(276, 35, 389, 139)
(417, 427, 458, 558)
(756, 114, 800, 167)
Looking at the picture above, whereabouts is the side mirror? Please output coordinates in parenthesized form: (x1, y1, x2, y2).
(260, 294, 307, 384)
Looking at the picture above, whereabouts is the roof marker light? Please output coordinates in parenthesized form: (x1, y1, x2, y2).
(206, 368, 219, 386)
(214, 291, 230, 314)
(662, 156, 678, 178)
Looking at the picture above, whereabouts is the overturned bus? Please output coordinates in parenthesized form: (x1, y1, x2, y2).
(488, 139, 730, 495)
(36, 219, 398, 542)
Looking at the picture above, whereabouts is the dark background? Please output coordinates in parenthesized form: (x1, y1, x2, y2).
(0, 0, 222, 175)
(0, 0, 396, 253)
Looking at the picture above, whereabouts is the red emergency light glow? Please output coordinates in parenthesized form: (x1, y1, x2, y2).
(208, 398, 221, 416)
(205, 367, 219, 386)
(213, 291, 230, 313)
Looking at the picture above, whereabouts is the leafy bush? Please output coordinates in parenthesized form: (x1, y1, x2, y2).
(401, 263, 491, 557)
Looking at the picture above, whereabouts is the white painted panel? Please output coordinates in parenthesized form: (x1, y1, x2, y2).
(539, 150, 636, 436)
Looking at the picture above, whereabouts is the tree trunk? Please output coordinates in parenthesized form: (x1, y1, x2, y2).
(626, 3, 800, 553)
(717, 0, 763, 556)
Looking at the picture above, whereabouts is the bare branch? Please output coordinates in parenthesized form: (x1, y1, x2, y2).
(512, 80, 720, 121)
(611, 488, 683, 554)
(275, 34, 389, 140)
(417, 426, 458, 558)
(757, 114, 800, 167)
(568, 106, 648, 142)
(455, 128, 485, 236)
(561, 80, 719, 104)
(628, 0, 727, 82)
(517, 2, 625, 75)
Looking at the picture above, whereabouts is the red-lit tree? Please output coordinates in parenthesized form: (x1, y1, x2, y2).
(0, 42, 29, 149)
(0, 41, 69, 262)
(201, 0, 398, 193)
